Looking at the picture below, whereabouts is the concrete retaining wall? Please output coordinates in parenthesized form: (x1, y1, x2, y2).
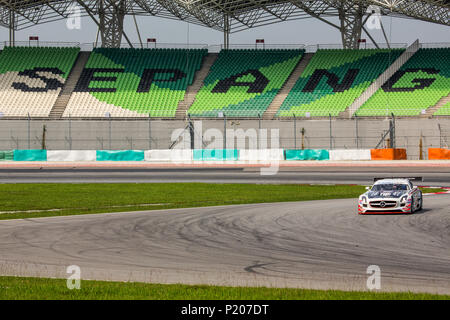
(144, 149, 192, 162)
(329, 149, 371, 161)
(47, 150, 96, 161)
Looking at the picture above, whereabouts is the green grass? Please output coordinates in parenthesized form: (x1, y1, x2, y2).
(0, 183, 443, 220)
(0, 276, 448, 300)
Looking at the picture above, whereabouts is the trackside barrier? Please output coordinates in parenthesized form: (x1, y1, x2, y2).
(239, 149, 284, 161)
(47, 150, 97, 162)
(329, 149, 371, 161)
(0, 150, 14, 161)
(13, 149, 47, 161)
(428, 148, 450, 160)
(144, 149, 193, 162)
(96, 150, 145, 161)
(370, 148, 407, 160)
(193, 149, 239, 161)
(284, 149, 329, 161)
(0, 149, 414, 162)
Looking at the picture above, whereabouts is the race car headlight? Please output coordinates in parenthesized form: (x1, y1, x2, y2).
(361, 197, 368, 207)
(400, 195, 408, 205)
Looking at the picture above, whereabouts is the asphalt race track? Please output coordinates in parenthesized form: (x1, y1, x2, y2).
(0, 195, 449, 294)
(1, 163, 450, 186)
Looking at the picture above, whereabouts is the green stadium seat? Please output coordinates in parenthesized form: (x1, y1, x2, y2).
(64, 48, 207, 118)
(276, 49, 404, 117)
(0, 46, 80, 117)
(188, 49, 304, 117)
(356, 48, 450, 116)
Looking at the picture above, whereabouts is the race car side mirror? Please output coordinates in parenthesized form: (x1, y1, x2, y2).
(365, 186, 370, 190)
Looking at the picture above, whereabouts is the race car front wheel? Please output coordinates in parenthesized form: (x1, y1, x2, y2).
(409, 199, 415, 214)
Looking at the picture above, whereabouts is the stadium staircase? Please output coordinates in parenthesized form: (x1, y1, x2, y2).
(425, 93, 450, 116)
(355, 45, 450, 117)
(49, 51, 91, 118)
(63, 48, 207, 118)
(343, 40, 420, 118)
(263, 52, 314, 120)
(276, 48, 404, 117)
(175, 53, 218, 119)
(188, 49, 304, 118)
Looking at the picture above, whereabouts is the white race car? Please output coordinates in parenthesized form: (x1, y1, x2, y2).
(358, 178, 423, 214)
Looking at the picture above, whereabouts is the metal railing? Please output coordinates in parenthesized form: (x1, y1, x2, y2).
(0, 118, 448, 160)
(419, 42, 450, 48)
(2, 41, 80, 48)
(305, 43, 408, 52)
(4, 41, 448, 52)
(218, 44, 306, 50)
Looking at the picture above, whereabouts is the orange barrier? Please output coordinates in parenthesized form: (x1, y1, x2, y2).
(428, 148, 450, 160)
(370, 148, 407, 160)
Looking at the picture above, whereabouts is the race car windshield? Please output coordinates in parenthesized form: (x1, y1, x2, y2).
(372, 184, 408, 191)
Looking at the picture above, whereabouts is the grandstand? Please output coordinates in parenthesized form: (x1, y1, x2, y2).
(0, 44, 448, 119)
(355, 48, 450, 116)
(188, 49, 304, 118)
(0, 0, 448, 120)
(0, 46, 80, 117)
(63, 48, 207, 118)
(276, 49, 404, 117)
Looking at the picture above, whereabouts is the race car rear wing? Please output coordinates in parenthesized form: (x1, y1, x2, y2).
(373, 177, 424, 182)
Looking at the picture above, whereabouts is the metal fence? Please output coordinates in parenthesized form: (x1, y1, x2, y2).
(0, 118, 448, 160)
(2, 41, 450, 52)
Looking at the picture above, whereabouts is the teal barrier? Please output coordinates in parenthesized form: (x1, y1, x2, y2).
(193, 149, 239, 161)
(0, 150, 14, 161)
(96, 150, 144, 161)
(284, 149, 329, 161)
(13, 149, 47, 161)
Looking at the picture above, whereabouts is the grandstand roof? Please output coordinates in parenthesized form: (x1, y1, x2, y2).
(0, 0, 448, 49)
(0, 0, 448, 31)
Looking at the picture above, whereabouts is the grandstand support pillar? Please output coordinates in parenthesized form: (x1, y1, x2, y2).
(98, 0, 127, 48)
(188, 117, 195, 150)
(390, 114, 396, 149)
(9, 10, 15, 46)
(223, 14, 230, 49)
(68, 115, 72, 150)
(223, 115, 227, 149)
(329, 114, 333, 150)
(293, 115, 297, 149)
(258, 114, 262, 150)
(338, 5, 364, 49)
(148, 114, 152, 150)
(27, 113, 31, 150)
(108, 113, 112, 149)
